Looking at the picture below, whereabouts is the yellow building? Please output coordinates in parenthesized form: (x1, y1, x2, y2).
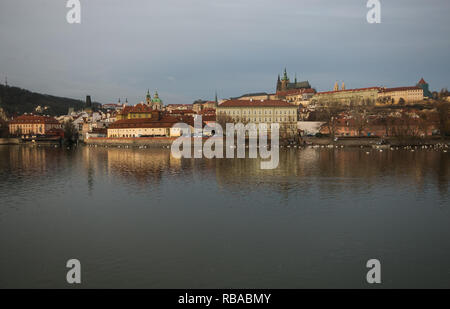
(277, 88, 316, 106)
(116, 103, 160, 120)
(9, 115, 61, 136)
(107, 117, 185, 138)
(377, 86, 424, 105)
(312, 87, 381, 107)
(216, 99, 298, 137)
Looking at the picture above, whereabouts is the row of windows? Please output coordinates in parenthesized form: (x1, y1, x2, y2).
(220, 109, 296, 115)
(130, 114, 153, 118)
(228, 117, 295, 123)
(13, 124, 43, 128)
(109, 134, 167, 138)
(110, 129, 166, 133)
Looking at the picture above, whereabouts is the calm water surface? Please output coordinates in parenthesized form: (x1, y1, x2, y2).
(0, 145, 449, 288)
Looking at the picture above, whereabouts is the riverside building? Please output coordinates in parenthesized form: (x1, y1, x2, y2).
(216, 99, 298, 137)
(9, 115, 61, 136)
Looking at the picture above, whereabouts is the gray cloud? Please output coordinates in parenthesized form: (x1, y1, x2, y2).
(0, 0, 449, 105)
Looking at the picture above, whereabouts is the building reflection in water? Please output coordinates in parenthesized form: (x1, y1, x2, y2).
(87, 146, 449, 200)
(213, 148, 449, 198)
(0, 145, 448, 199)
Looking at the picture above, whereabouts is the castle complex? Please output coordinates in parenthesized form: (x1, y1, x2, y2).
(312, 78, 431, 107)
(276, 68, 312, 93)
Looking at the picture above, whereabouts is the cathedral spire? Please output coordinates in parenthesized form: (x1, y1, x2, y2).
(282, 68, 289, 81)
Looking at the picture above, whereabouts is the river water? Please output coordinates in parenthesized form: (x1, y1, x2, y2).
(0, 145, 449, 288)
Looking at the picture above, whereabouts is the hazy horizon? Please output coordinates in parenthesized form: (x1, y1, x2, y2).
(1, 0, 449, 105)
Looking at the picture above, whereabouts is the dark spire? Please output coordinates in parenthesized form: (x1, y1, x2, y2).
(282, 68, 289, 81)
(215, 90, 218, 103)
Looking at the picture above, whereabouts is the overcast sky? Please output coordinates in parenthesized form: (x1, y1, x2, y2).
(0, 0, 449, 105)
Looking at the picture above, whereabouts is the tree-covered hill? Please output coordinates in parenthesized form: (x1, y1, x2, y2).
(0, 84, 101, 116)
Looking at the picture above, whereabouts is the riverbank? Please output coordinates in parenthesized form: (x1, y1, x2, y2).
(84, 136, 450, 148)
(85, 137, 178, 147)
(0, 138, 20, 145)
(303, 136, 450, 147)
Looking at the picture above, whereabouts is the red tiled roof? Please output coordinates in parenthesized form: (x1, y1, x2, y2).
(202, 115, 216, 122)
(109, 116, 180, 129)
(119, 104, 155, 115)
(380, 86, 422, 93)
(277, 88, 316, 97)
(10, 115, 60, 125)
(218, 99, 295, 108)
(418, 78, 427, 85)
(91, 128, 107, 134)
(169, 109, 195, 114)
(166, 104, 193, 107)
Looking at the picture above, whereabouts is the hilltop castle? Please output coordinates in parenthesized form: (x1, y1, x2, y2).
(276, 68, 311, 92)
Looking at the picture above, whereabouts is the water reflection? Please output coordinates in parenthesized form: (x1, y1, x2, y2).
(0, 145, 449, 288)
(1, 145, 448, 198)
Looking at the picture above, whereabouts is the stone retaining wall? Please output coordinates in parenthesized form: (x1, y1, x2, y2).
(0, 138, 21, 145)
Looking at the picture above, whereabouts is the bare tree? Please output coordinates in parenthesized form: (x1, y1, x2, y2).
(436, 101, 450, 136)
(216, 113, 234, 133)
(350, 107, 371, 136)
(0, 118, 8, 137)
(63, 119, 78, 144)
(316, 103, 342, 137)
(417, 112, 431, 137)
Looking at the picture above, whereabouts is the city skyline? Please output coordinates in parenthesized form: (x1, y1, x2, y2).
(1, 0, 449, 105)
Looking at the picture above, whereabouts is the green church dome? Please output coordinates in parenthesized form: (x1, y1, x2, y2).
(151, 91, 162, 103)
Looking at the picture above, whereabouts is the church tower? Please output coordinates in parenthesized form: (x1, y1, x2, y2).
(341, 82, 346, 90)
(276, 74, 281, 92)
(334, 81, 339, 91)
(146, 89, 151, 105)
(151, 91, 163, 110)
(280, 68, 290, 92)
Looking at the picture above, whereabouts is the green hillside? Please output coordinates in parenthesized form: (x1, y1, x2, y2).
(0, 84, 100, 116)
